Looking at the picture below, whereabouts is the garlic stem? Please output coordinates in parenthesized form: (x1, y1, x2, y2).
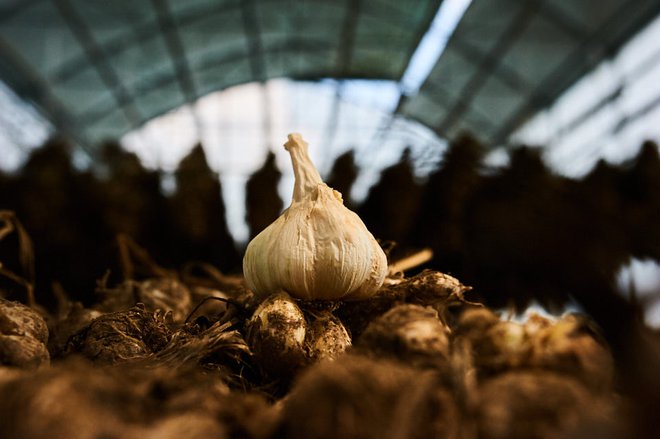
(284, 133, 323, 203)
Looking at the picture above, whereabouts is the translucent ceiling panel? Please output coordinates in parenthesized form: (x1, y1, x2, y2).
(399, 49, 474, 129)
(256, 0, 344, 52)
(450, 0, 520, 55)
(261, 49, 312, 80)
(0, 1, 84, 76)
(69, 0, 154, 44)
(134, 80, 186, 124)
(401, 92, 448, 130)
(256, 0, 345, 83)
(108, 35, 174, 96)
(50, 67, 112, 119)
(475, 74, 524, 129)
(498, 14, 576, 89)
(269, 49, 338, 80)
(445, 108, 495, 140)
(549, 0, 623, 34)
(400, 0, 525, 139)
(0, 1, 24, 14)
(193, 58, 253, 97)
(423, 50, 476, 105)
(177, 7, 248, 70)
(351, 46, 407, 79)
(168, 0, 239, 16)
(351, 0, 437, 79)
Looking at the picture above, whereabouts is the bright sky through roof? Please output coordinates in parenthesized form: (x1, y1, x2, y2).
(617, 259, 660, 328)
(400, 0, 474, 95)
(0, 81, 53, 172)
(121, 79, 447, 244)
(512, 13, 660, 177)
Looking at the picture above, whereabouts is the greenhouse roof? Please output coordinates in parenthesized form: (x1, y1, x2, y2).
(399, 0, 660, 144)
(0, 0, 659, 152)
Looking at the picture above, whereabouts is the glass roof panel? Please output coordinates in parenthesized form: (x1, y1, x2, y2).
(263, 48, 337, 80)
(400, 92, 449, 129)
(350, 47, 407, 79)
(134, 80, 186, 124)
(450, 0, 521, 55)
(108, 34, 175, 96)
(85, 108, 132, 144)
(68, 0, 154, 44)
(475, 74, 526, 127)
(193, 58, 254, 97)
(0, 0, 25, 16)
(549, 0, 623, 34)
(399, 49, 473, 128)
(350, 0, 439, 78)
(498, 14, 577, 89)
(49, 67, 111, 118)
(167, 0, 239, 17)
(177, 7, 247, 67)
(424, 50, 476, 104)
(256, 0, 344, 52)
(0, 1, 84, 77)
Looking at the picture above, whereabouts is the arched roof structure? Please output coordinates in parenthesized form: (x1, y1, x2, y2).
(0, 0, 659, 153)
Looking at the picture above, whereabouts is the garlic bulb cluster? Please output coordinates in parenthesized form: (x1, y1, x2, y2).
(243, 133, 388, 300)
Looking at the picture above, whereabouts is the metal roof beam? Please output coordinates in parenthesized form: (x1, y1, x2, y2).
(336, 0, 361, 75)
(149, 0, 202, 135)
(450, 37, 535, 95)
(396, 0, 443, 80)
(150, 0, 199, 103)
(240, 0, 270, 150)
(436, 0, 542, 138)
(50, 0, 242, 85)
(240, 0, 267, 82)
(537, 1, 589, 41)
(321, 0, 361, 162)
(52, 0, 143, 130)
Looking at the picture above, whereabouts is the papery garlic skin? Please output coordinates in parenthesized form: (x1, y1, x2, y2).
(243, 133, 388, 300)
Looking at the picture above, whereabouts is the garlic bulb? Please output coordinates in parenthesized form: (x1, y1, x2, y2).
(246, 291, 308, 376)
(243, 133, 388, 300)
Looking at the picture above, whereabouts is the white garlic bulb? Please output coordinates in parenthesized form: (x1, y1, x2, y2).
(243, 133, 388, 300)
